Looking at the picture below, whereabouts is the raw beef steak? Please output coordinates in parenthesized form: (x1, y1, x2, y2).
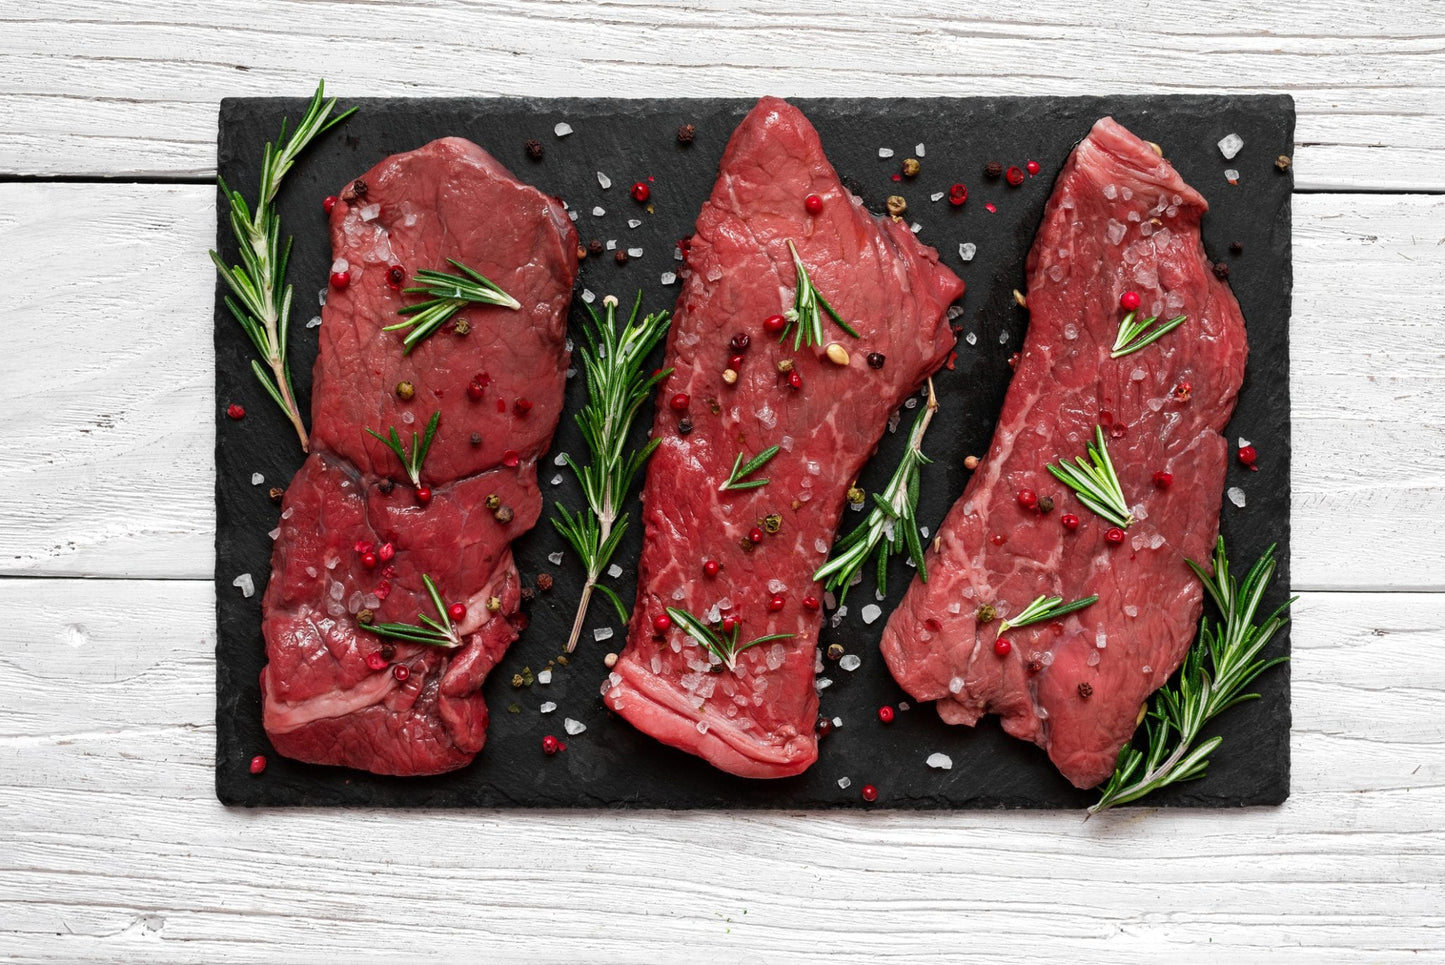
(260, 138, 577, 776)
(880, 117, 1248, 789)
(601, 97, 965, 779)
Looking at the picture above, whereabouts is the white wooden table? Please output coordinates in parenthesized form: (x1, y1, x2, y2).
(4, 2, 1443, 960)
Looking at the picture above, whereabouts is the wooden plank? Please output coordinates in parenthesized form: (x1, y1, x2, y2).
(0, 578, 1441, 961)
(0, 0, 1443, 189)
(3, 184, 1442, 586)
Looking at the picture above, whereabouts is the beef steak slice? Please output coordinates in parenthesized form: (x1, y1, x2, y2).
(261, 138, 577, 777)
(880, 117, 1248, 789)
(601, 97, 965, 779)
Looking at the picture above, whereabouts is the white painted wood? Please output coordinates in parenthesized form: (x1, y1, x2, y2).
(3, 184, 1442, 587)
(1, 0, 1443, 190)
(0, 579, 1440, 962)
(4, 6, 1444, 957)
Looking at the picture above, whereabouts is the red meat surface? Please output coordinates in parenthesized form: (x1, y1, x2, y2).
(260, 138, 577, 776)
(880, 117, 1248, 789)
(601, 98, 965, 778)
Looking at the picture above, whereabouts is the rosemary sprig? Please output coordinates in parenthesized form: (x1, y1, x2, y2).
(665, 607, 795, 673)
(1112, 310, 1188, 359)
(364, 574, 463, 648)
(813, 380, 938, 602)
(780, 239, 861, 349)
(383, 259, 521, 354)
(553, 293, 673, 653)
(719, 446, 780, 492)
(210, 80, 355, 451)
(1089, 537, 1293, 814)
(997, 594, 1099, 633)
(1046, 426, 1135, 529)
(365, 410, 440, 488)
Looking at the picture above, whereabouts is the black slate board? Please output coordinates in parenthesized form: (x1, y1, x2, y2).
(216, 95, 1293, 809)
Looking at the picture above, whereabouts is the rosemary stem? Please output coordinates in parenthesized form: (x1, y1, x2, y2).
(565, 579, 598, 655)
(244, 216, 308, 451)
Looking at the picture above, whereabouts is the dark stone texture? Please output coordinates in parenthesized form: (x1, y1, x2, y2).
(216, 95, 1292, 809)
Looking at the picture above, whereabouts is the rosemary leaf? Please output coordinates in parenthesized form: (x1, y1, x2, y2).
(1046, 425, 1135, 529)
(779, 240, 861, 349)
(720, 445, 781, 492)
(384, 259, 521, 354)
(365, 574, 463, 649)
(365, 410, 441, 488)
(1089, 538, 1294, 814)
(813, 380, 938, 602)
(665, 606, 796, 673)
(1111, 310, 1188, 359)
(210, 80, 355, 451)
(552, 293, 673, 653)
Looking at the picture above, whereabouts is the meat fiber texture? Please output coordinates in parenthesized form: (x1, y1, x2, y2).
(602, 97, 965, 779)
(260, 138, 577, 776)
(880, 117, 1248, 789)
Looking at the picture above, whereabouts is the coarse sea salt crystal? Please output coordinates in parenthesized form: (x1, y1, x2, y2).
(608, 563, 623, 579)
(540, 701, 556, 714)
(931, 191, 945, 202)
(1224, 168, 1240, 183)
(1238, 436, 1252, 449)
(564, 718, 586, 735)
(268, 527, 280, 541)
(959, 242, 976, 262)
(1218, 133, 1243, 160)
(307, 315, 322, 329)
(660, 271, 677, 285)
(628, 218, 641, 229)
(318, 287, 327, 306)
(816, 677, 832, 691)
(359, 203, 380, 222)
(926, 752, 953, 771)
(878, 147, 894, 158)
(861, 604, 882, 625)
(948, 676, 964, 695)
(998, 331, 1009, 345)
(1124, 605, 1139, 618)
(965, 332, 977, 346)
(838, 776, 852, 789)
(1106, 219, 1128, 246)
(593, 626, 614, 642)
(554, 122, 573, 137)
(581, 289, 595, 304)
(331, 257, 349, 273)
(1131, 367, 1147, 382)
(591, 206, 606, 217)
(915, 143, 926, 157)
(547, 551, 564, 565)
(911, 222, 922, 234)
(1228, 486, 1247, 508)
(627, 247, 643, 258)
(597, 171, 611, 189)
(251, 472, 264, 485)
(839, 654, 862, 672)
(233, 573, 255, 598)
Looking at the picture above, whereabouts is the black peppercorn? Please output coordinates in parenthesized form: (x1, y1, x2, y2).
(730, 333, 750, 352)
(1078, 682, 1094, 699)
(520, 586, 535, 603)
(380, 644, 396, 661)
(984, 161, 1003, 179)
(588, 239, 604, 256)
(378, 478, 394, 494)
(677, 123, 696, 144)
(268, 486, 285, 504)
(1229, 241, 1243, 255)
(1037, 495, 1055, 514)
(1212, 261, 1230, 279)
(470, 432, 483, 447)
(614, 249, 628, 265)
(525, 139, 543, 160)
(536, 573, 554, 592)
(494, 506, 514, 524)
(866, 352, 886, 369)
(678, 417, 693, 435)
(352, 178, 368, 198)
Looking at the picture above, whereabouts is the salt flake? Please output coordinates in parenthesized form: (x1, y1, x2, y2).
(1217, 133, 1244, 160)
(1227, 486, 1247, 508)
(926, 752, 953, 770)
(839, 654, 862, 672)
(540, 701, 557, 714)
(597, 171, 612, 189)
(251, 472, 264, 486)
(564, 718, 586, 735)
(959, 242, 976, 262)
(232, 573, 255, 598)
(554, 122, 573, 137)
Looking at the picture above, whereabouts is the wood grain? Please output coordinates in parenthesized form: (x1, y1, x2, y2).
(1, 578, 1440, 962)
(3, 184, 1441, 587)
(1, 1, 1443, 190)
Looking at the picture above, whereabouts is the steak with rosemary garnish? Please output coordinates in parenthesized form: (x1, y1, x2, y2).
(260, 138, 576, 776)
(600, 97, 964, 779)
(879, 117, 1249, 789)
